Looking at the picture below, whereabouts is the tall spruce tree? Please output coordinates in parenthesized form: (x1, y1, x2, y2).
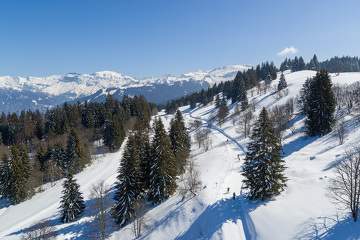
(305, 70, 335, 136)
(148, 118, 177, 204)
(59, 172, 85, 223)
(8, 145, 28, 204)
(112, 134, 142, 226)
(0, 153, 12, 200)
(169, 110, 191, 175)
(277, 72, 288, 91)
(66, 128, 83, 172)
(242, 107, 287, 200)
(133, 120, 152, 191)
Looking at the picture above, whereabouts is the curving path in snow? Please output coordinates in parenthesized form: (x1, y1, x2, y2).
(187, 106, 256, 240)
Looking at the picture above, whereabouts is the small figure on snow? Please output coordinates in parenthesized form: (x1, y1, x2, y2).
(233, 192, 236, 200)
(227, 187, 230, 193)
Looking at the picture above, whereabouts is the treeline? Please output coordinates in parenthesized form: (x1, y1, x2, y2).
(280, 54, 360, 73)
(165, 61, 278, 114)
(0, 94, 155, 204)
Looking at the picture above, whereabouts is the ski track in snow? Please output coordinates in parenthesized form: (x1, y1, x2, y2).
(188, 107, 256, 240)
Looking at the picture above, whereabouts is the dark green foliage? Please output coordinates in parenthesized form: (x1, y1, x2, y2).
(242, 107, 287, 200)
(148, 118, 177, 204)
(103, 115, 125, 152)
(169, 110, 191, 175)
(36, 144, 48, 171)
(306, 54, 320, 71)
(112, 134, 142, 226)
(133, 121, 152, 191)
(277, 72, 288, 91)
(52, 142, 67, 171)
(305, 70, 336, 136)
(66, 128, 83, 172)
(59, 173, 86, 223)
(218, 96, 229, 125)
(232, 71, 248, 108)
(0, 153, 12, 200)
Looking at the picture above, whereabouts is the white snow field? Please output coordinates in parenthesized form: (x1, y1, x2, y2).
(1, 70, 360, 239)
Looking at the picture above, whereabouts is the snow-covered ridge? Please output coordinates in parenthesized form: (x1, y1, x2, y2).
(0, 65, 251, 99)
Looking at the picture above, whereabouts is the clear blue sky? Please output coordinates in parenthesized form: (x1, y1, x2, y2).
(0, 0, 359, 78)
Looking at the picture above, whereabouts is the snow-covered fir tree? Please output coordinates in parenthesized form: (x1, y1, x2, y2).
(133, 120, 152, 191)
(169, 110, 191, 175)
(277, 72, 288, 91)
(148, 118, 177, 204)
(305, 70, 335, 136)
(112, 134, 142, 226)
(218, 96, 229, 126)
(59, 172, 85, 223)
(0, 153, 12, 200)
(242, 107, 287, 200)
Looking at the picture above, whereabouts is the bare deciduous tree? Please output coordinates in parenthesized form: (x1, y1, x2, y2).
(328, 146, 360, 222)
(185, 157, 202, 196)
(336, 120, 346, 145)
(132, 198, 147, 239)
(194, 128, 212, 151)
(87, 180, 113, 240)
(21, 220, 57, 240)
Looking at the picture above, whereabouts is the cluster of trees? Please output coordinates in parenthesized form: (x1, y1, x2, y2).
(298, 70, 335, 136)
(112, 110, 191, 228)
(164, 61, 278, 114)
(0, 94, 154, 205)
(280, 55, 360, 74)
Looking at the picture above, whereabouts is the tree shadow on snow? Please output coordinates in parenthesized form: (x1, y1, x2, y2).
(292, 214, 360, 240)
(175, 196, 262, 240)
(7, 186, 120, 239)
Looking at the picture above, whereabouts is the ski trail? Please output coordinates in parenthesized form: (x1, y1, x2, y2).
(187, 108, 257, 240)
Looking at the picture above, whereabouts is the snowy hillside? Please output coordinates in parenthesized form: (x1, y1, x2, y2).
(0, 65, 250, 113)
(1, 70, 360, 239)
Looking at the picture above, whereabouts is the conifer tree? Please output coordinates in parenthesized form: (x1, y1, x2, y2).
(133, 121, 152, 191)
(112, 134, 142, 226)
(218, 96, 229, 126)
(103, 114, 125, 151)
(66, 128, 83, 172)
(148, 118, 177, 204)
(0, 153, 12, 200)
(277, 72, 288, 91)
(215, 95, 221, 108)
(242, 107, 287, 200)
(52, 142, 67, 171)
(169, 110, 191, 175)
(305, 70, 335, 136)
(59, 172, 85, 223)
(8, 145, 27, 204)
(36, 144, 47, 172)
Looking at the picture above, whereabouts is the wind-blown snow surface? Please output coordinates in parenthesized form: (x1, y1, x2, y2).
(1, 70, 360, 239)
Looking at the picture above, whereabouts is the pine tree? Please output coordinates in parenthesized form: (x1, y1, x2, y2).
(305, 70, 335, 136)
(36, 144, 47, 172)
(0, 153, 12, 200)
(218, 96, 229, 126)
(59, 172, 85, 223)
(215, 95, 221, 108)
(133, 121, 152, 191)
(103, 114, 125, 151)
(65, 128, 83, 172)
(112, 134, 142, 226)
(277, 72, 288, 91)
(148, 118, 177, 204)
(242, 107, 287, 200)
(8, 145, 27, 204)
(169, 110, 191, 175)
(52, 142, 67, 171)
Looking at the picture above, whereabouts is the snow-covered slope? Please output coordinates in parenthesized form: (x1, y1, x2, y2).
(1, 70, 360, 239)
(0, 65, 250, 113)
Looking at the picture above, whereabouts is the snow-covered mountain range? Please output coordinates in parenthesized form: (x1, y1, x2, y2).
(0, 65, 251, 113)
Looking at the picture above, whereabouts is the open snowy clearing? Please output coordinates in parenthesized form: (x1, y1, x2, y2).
(1, 70, 360, 239)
